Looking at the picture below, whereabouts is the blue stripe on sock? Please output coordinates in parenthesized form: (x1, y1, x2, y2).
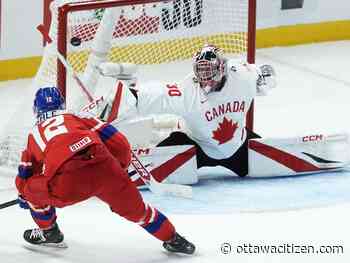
(99, 125, 118, 142)
(30, 207, 56, 221)
(143, 212, 167, 234)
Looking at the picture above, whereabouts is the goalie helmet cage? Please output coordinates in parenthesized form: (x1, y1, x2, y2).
(0, 0, 256, 171)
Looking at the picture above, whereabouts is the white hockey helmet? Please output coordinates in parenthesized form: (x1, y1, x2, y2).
(193, 44, 226, 93)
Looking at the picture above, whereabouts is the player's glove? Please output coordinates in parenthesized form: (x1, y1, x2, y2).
(18, 195, 30, 210)
(15, 150, 34, 194)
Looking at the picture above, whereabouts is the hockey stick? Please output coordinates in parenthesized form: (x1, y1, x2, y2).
(130, 152, 192, 198)
(56, 52, 94, 102)
(0, 199, 18, 210)
(56, 52, 192, 198)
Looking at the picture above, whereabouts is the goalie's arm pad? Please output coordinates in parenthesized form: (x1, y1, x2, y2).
(81, 79, 139, 123)
(136, 81, 187, 117)
(97, 62, 137, 93)
(104, 81, 139, 123)
(97, 62, 137, 78)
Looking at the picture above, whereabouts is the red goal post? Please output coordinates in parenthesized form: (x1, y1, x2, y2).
(44, 0, 256, 128)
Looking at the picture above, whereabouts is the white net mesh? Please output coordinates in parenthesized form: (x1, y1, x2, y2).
(66, 0, 250, 72)
(0, 0, 254, 171)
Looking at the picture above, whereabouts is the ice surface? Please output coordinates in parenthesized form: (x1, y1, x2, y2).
(0, 41, 350, 262)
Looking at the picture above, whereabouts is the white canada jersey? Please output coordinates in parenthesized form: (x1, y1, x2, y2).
(136, 61, 260, 159)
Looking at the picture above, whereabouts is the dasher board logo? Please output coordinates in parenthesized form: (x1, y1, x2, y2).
(281, 0, 304, 10)
(69, 0, 203, 45)
(69, 136, 92, 152)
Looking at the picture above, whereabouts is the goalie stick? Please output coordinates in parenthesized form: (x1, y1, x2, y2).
(55, 51, 192, 199)
(130, 151, 192, 198)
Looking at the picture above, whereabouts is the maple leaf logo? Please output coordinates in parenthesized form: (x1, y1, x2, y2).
(212, 117, 238, 145)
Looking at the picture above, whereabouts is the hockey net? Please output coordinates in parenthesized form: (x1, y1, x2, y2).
(0, 0, 256, 172)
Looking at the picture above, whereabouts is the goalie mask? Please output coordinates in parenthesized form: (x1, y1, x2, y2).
(33, 86, 65, 122)
(193, 44, 226, 94)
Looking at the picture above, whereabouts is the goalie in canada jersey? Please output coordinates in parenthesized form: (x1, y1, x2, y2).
(88, 44, 350, 185)
(87, 44, 273, 183)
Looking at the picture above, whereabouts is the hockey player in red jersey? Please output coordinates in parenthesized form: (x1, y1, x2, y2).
(15, 87, 195, 254)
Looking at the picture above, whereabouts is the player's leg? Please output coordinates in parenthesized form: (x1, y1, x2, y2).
(22, 144, 136, 248)
(19, 175, 64, 247)
(19, 201, 65, 247)
(95, 155, 175, 241)
(94, 148, 195, 254)
(20, 145, 109, 247)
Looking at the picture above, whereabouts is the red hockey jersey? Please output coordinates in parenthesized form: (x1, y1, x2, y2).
(17, 112, 131, 184)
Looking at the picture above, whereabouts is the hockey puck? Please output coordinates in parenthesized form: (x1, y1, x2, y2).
(70, 37, 81, 47)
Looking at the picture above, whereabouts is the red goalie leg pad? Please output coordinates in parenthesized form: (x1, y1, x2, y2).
(139, 204, 175, 242)
(29, 205, 57, 229)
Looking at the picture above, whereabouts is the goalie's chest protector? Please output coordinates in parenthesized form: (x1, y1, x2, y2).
(185, 70, 256, 159)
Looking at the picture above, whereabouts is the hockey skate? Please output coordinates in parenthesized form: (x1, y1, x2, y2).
(163, 233, 195, 254)
(23, 223, 67, 248)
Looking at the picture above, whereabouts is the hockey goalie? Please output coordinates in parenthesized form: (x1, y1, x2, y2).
(85, 44, 350, 186)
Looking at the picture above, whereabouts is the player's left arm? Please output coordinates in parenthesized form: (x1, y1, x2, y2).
(15, 149, 34, 198)
(15, 139, 43, 208)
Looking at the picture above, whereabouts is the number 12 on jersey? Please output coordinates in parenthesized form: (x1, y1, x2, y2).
(42, 115, 68, 141)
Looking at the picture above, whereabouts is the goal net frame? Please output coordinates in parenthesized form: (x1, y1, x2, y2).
(45, 0, 256, 129)
(0, 0, 258, 172)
